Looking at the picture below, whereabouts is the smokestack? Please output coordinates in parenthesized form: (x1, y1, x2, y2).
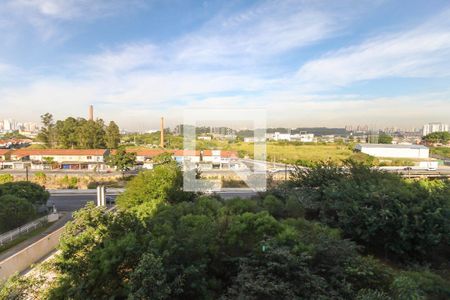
(160, 117, 164, 148)
(88, 105, 94, 121)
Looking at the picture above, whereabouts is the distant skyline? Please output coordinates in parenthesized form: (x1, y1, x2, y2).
(1, 0, 450, 129)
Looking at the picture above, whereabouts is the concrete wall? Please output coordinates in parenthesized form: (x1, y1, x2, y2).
(0, 227, 64, 282)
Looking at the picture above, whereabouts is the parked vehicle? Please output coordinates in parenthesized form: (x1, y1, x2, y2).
(106, 196, 116, 204)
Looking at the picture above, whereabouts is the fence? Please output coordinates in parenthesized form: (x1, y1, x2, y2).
(0, 215, 53, 246)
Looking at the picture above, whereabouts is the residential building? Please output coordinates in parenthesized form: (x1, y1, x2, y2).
(355, 144, 429, 159)
(422, 123, 449, 136)
(266, 132, 315, 142)
(128, 149, 240, 170)
(6, 149, 110, 170)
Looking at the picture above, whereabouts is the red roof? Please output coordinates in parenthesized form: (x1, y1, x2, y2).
(11, 149, 107, 157)
(0, 149, 11, 156)
(121, 149, 238, 158)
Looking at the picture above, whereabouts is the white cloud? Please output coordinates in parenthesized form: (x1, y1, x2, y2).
(175, 1, 352, 65)
(0, 0, 145, 41)
(296, 9, 450, 90)
(5, 0, 141, 20)
(1, 1, 449, 129)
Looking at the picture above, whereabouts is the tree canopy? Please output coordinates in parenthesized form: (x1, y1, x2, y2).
(378, 133, 393, 144)
(37, 113, 122, 149)
(106, 148, 136, 173)
(3, 162, 449, 299)
(423, 131, 450, 144)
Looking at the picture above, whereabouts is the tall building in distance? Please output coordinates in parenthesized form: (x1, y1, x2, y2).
(422, 122, 449, 136)
(88, 105, 94, 121)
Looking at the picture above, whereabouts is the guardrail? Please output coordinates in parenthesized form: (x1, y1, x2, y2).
(0, 214, 54, 246)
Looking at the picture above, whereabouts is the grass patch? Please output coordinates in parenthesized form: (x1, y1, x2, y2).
(0, 221, 55, 254)
(223, 142, 353, 164)
(431, 147, 450, 159)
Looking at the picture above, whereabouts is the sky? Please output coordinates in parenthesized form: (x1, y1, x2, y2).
(0, 0, 450, 130)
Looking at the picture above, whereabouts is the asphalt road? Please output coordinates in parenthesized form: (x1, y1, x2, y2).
(48, 192, 117, 212)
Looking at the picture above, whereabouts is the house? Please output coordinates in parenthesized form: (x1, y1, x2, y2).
(266, 132, 315, 142)
(355, 144, 429, 159)
(290, 133, 315, 143)
(198, 136, 212, 141)
(126, 149, 240, 170)
(8, 149, 110, 170)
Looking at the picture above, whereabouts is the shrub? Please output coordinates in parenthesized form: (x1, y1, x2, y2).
(0, 181, 49, 206)
(0, 174, 14, 184)
(0, 195, 36, 232)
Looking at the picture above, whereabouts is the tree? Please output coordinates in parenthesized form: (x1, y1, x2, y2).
(42, 156, 55, 169)
(288, 161, 450, 262)
(423, 131, 450, 144)
(78, 119, 106, 149)
(55, 117, 79, 148)
(105, 121, 121, 149)
(37, 113, 55, 147)
(0, 195, 36, 232)
(378, 133, 393, 144)
(0, 174, 14, 184)
(106, 149, 136, 175)
(116, 161, 188, 214)
(0, 181, 49, 206)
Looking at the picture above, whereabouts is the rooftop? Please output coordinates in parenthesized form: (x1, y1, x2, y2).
(356, 144, 428, 150)
(11, 149, 108, 157)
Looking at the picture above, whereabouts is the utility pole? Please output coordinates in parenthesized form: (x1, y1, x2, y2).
(25, 165, 29, 181)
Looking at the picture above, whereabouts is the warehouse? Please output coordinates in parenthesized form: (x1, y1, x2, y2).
(354, 144, 429, 159)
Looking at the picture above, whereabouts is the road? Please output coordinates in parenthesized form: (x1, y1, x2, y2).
(48, 190, 121, 212)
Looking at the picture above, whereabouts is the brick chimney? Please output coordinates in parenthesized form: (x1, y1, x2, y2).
(88, 105, 94, 121)
(160, 117, 164, 148)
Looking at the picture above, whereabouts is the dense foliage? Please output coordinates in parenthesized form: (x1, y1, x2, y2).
(378, 133, 393, 144)
(0, 195, 36, 232)
(106, 148, 137, 173)
(0, 181, 49, 206)
(37, 113, 121, 149)
(286, 161, 450, 263)
(19, 161, 446, 299)
(116, 161, 193, 216)
(423, 131, 450, 144)
(0, 181, 48, 232)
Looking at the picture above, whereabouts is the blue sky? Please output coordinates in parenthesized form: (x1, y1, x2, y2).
(1, 0, 450, 130)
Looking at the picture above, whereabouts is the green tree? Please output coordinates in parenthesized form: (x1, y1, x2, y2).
(55, 117, 79, 148)
(78, 119, 106, 149)
(107, 148, 136, 175)
(105, 121, 121, 149)
(423, 131, 450, 144)
(0, 181, 49, 206)
(0, 195, 36, 232)
(116, 162, 189, 215)
(37, 113, 55, 147)
(0, 174, 14, 184)
(378, 133, 393, 144)
(288, 161, 450, 262)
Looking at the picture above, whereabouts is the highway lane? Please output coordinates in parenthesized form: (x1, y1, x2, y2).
(47, 187, 260, 212)
(48, 191, 118, 212)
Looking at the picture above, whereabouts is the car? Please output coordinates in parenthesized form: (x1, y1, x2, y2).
(403, 167, 413, 171)
(106, 196, 116, 204)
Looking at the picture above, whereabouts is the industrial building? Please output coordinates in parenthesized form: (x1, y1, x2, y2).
(355, 144, 429, 159)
